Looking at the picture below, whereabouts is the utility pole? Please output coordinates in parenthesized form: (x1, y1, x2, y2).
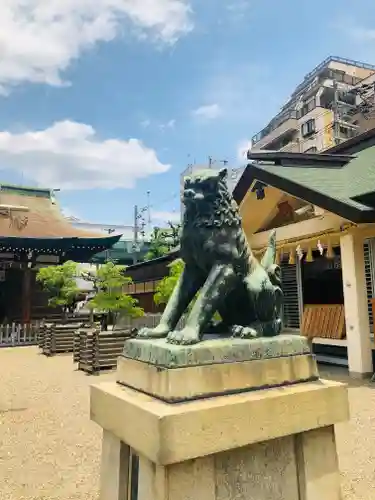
(104, 228, 116, 263)
(132, 203, 148, 264)
(132, 205, 139, 265)
(208, 156, 214, 168)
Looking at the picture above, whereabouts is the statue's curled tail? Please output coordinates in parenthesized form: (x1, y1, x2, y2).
(260, 229, 281, 289)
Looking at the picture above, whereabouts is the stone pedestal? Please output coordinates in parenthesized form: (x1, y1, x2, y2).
(90, 335, 349, 500)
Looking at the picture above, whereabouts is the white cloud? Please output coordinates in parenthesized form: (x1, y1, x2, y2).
(334, 18, 375, 42)
(0, 0, 193, 93)
(349, 27, 375, 41)
(0, 120, 170, 190)
(159, 119, 176, 130)
(237, 139, 252, 162)
(141, 118, 175, 130)
(226, 0, 251, 19)
(140, 119, 151, 128)
(152, 210, 180, 224)
(192, 103, 222, 120)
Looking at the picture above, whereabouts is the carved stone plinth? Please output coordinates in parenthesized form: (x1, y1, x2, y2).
(118, 334, 318, 402)
(90, 335, 349, 500)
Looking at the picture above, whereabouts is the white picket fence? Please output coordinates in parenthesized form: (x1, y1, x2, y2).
(0, 322, 40, 347)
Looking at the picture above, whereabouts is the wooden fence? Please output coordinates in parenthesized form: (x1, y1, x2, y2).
(0, 322, 40, 347)
(76, 329, 133, 375)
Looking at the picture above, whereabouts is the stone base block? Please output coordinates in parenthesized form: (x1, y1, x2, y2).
(136, 426, 341, 500)
(118, 334, 317, 402)
(91, 380, 349, 500)
(121, 334, 311, 368)
(117, 353, 318, 402)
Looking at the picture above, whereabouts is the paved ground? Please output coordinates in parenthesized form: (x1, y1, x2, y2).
(0, 348, 374, 499)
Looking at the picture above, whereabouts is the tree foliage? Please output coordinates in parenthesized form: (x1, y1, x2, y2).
(36, 261, 80, 312)
(81, 262, 144, 319)
(154, 258, 220, 321)
(143, 221, 181, 262)
(154, 258, 184, 306)
(165, 221, 181, 248)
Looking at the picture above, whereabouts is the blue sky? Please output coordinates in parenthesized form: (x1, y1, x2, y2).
(0, 0, 375, 227)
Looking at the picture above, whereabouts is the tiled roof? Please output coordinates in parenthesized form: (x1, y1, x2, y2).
(251, 146, 375, 211)
(0, 188, 112, 239)
(234, 143, 375, 223)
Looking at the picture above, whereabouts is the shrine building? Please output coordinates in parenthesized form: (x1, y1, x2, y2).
(123, 128, 375, 379)
(0, 184, 121, 323)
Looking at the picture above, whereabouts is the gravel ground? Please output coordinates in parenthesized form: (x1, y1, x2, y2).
(0, 348, 374, 499)
(0, 347, 115, 500)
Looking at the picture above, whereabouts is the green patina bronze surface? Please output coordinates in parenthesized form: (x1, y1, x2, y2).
(123, 335, 311, 368)
(134, 167, 283, 346)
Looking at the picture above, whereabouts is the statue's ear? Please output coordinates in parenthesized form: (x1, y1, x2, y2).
(218, 168, 227, 180)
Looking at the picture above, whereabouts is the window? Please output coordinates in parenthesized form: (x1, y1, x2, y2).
(301, 119, 315, 137)
(339, 126, 355, 139)
(297, 98, 316, 119)
(304, 146, 317, 153)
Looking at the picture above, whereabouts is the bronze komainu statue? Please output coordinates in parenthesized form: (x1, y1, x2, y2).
(137, 168, 283, 345)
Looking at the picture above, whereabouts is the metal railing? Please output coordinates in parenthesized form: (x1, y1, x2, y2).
(252, 109, 297, 144)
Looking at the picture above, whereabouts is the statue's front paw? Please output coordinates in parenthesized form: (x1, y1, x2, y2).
(231, 325, 259, 339)
(166, 327, 200, 345)
(137, 325, 169, 339)
(239, 327, 259, 339)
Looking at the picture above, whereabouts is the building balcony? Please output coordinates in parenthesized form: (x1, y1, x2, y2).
(280, 141, 300, 153)
(252, 116, 299, 150)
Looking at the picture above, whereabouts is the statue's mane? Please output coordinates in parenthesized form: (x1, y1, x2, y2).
(183, 178, 242, 229)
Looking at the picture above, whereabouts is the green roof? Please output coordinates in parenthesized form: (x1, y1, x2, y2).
(237, 147, 375, 223)
(257, 146, 375, 210)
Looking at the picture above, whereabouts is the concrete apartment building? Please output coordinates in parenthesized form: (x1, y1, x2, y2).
(251, 56, 375, 154)
(348, 72, 375, 133)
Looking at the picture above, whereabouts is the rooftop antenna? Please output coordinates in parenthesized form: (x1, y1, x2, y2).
(219, 159, 228, 166)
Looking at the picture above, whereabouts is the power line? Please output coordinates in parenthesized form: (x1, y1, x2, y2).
(131, 190, 180, 263)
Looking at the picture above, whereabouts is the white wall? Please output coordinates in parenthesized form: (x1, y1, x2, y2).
(65, 217, 134, 240)
(76, 263, 97, 291)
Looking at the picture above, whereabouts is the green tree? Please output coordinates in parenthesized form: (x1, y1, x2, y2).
(165, 221, 181, 249)
(36, 261, 80, 317)
(143, 227, 171, 261)
(82, 262, 144, 330)
(154, 258, 185, 306)
(143, 222, 181, 262)
(154, 258, 220, 321)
